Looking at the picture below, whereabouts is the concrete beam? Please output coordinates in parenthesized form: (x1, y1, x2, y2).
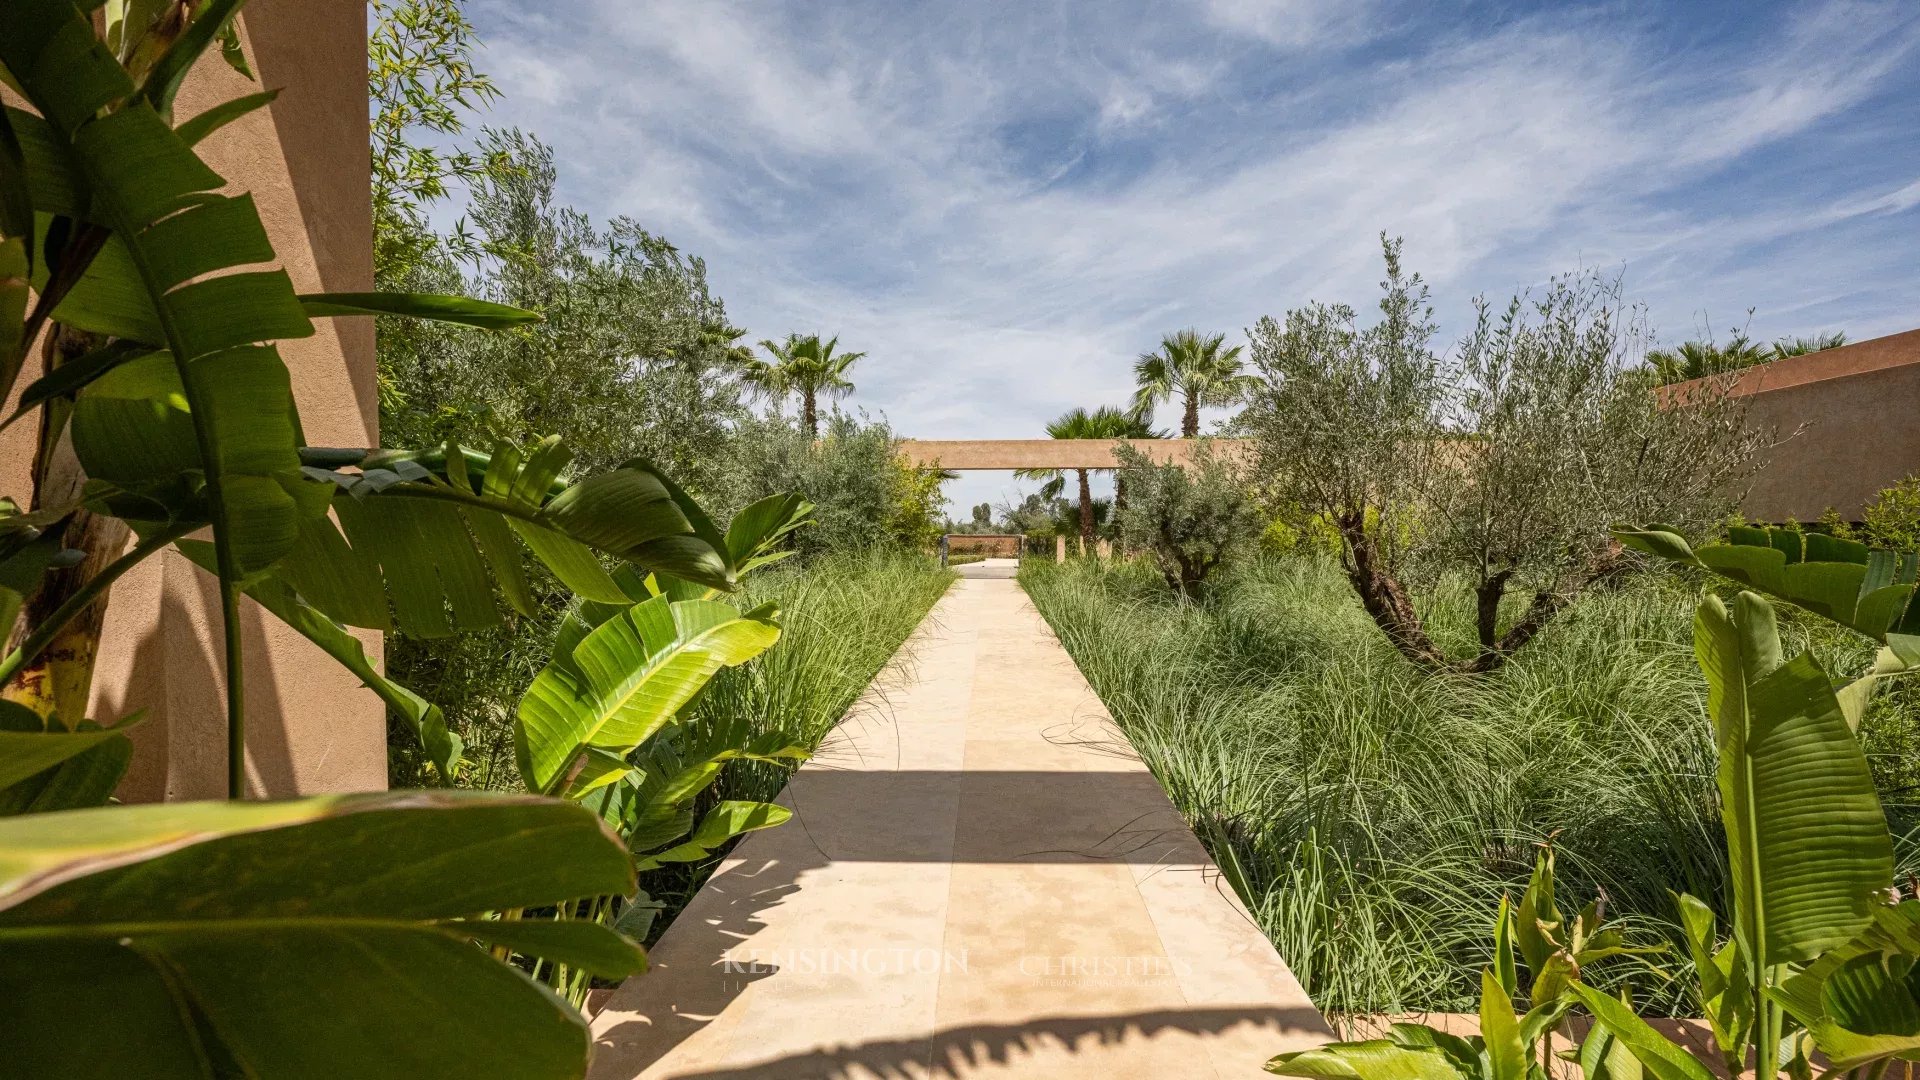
(899, 438, 1249, 470)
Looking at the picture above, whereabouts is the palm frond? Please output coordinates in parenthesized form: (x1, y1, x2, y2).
(743, 332, 866, 412)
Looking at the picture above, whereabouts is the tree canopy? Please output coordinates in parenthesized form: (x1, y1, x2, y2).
(735, 334, 866, 437)
(1133, 328, 1257, 437)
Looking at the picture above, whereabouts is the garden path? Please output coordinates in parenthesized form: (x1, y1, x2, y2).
(587, 574, 1329, 1078)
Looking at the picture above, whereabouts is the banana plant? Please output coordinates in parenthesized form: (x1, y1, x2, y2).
(1269, 895, 1572, 1080)
(481, 490, 804, 796)
(1584, 525, 1913, 1080)
(0, 0, 750, 801)
(517, 593, 782, 799)
(1615, 524, 1920, 727)
(1554, 587, 1894, 1080)
(0, 792, 646, 1079)
(0, 6, 796, 1075)
(503, 493, 812, 1004)
(516, 490, 811, 804)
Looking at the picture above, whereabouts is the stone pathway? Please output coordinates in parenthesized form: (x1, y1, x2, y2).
(588, 571, 1329, 1078)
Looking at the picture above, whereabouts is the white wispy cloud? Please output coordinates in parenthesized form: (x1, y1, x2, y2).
(1200, 0, 1387, 48)
(461, 0, 1920, 511)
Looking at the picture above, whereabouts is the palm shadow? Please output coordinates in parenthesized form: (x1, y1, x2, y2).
(622, 1005, 1326, 1079)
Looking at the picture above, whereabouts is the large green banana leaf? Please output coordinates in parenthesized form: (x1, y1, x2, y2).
(1618, 523, 1920, 726)
(721, 491, 815, 576)
(573, 712, 808, 859)
(0, 700, 141, 805)
(1266, 1040, 1467, 1080)
(2, 1, 325, 574)
(516, 596, 781, 796)
(175, 483, 805, 785)
(296, 291, 541, 329)
(1567, 984, 1714, 1080)
(1616, 524, 1920, 649)
(634, 799, 792, 871)
(173, 538, 463, 781)
(1769, 902, 1920, 1070)
(0, 729, 133, 815)
(1266, 1027, 1474, 1080)
(641, 491, 815, 601)
(0, 791, 645, 1080)
(285, 439, 739, 635)
(70, 402, 736, 637)
(1696, 592, 1892, 966)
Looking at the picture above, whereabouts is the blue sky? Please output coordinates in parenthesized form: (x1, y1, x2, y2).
(459, 0, 1920, 516)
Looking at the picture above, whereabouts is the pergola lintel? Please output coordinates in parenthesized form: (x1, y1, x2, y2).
(898, 438, 1247, 470)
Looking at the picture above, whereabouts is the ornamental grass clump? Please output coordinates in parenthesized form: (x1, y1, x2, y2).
(1020, 554, 1920, 1023)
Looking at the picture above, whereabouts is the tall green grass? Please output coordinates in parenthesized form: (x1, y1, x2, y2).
(640, 549, 955, 920)
(702, 548, 954, 799)
(1020, 555, 1920, 1018)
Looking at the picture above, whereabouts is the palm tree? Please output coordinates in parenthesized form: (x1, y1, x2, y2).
(735, 333, 865, 436)
(1771, 331, 1847, 359)
(1017, 406, 1156, 548)
(1644, 334, 1770, 386)
(1132, 329, 1256, 437)
(698, 319, 757, 367)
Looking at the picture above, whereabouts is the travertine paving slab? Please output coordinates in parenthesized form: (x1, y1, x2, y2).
(589, 571, 1330, 1079)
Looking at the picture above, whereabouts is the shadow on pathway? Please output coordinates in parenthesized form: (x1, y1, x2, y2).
(589, 576, 1329, 1079)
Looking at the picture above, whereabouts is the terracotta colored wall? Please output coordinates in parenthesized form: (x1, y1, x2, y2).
(946, 535, 1021, 557)
(1665, 329, 1920, 522)
(0, 2, 385, 800)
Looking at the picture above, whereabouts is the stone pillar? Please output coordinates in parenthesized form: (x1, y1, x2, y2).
(0, 2, 384, 801)
(1055, 536, 1066, 563)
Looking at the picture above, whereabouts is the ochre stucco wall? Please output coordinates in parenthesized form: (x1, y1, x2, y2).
(900, 438, 1251, 470)
(0, 2, 385, 799)
(946, 535, 1021, 557)
(1667, 329, 1920, 522)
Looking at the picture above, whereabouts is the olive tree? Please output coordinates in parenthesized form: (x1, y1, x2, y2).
(1239, 236, 1766, 672)
(1112, 441, 1260, 598)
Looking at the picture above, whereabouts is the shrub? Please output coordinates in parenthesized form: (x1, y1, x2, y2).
(712, 412, 945, 559)
(1812, 506, 1858, 539)
(378, 129, 746, 488)
(1113, 440, 1260, 597)
(1862, 475, 1920, 548)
